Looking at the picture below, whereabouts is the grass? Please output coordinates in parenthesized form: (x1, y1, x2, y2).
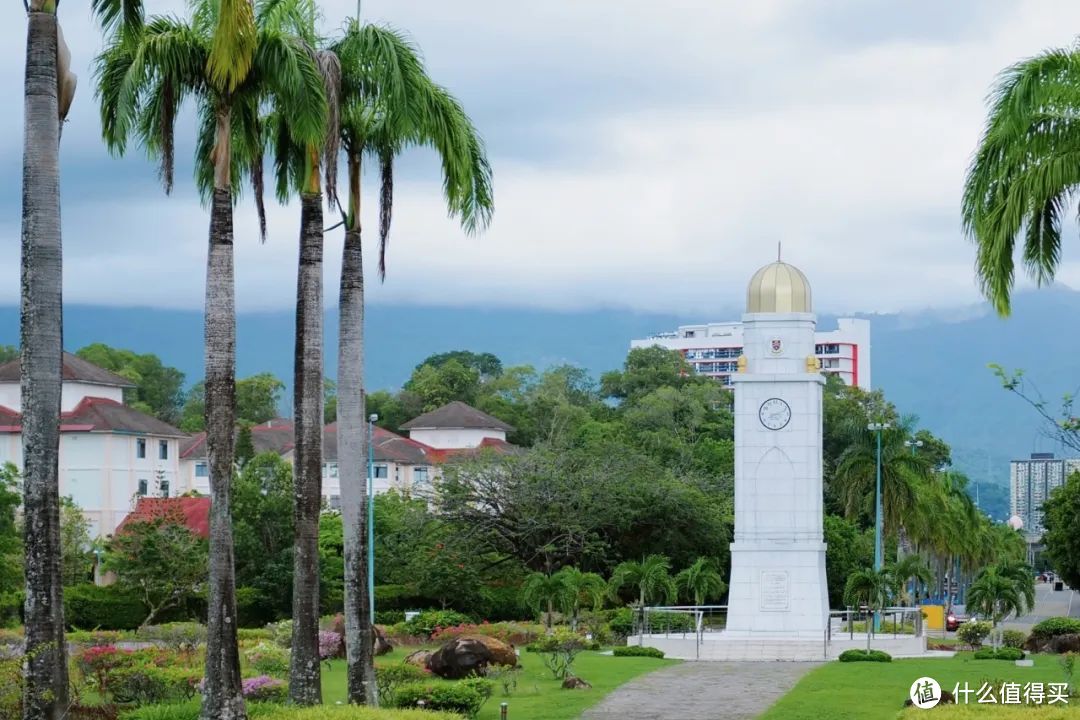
(321, 647, 678, 720)
(760, 653, 1073, 720)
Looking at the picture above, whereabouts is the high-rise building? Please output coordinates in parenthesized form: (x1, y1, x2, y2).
(1010, 453, 1080, 540)
(630, 317, 871, 389)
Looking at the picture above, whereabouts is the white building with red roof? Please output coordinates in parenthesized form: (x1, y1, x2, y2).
(0, 353, 187, 537)
(178, 400, 519, 508)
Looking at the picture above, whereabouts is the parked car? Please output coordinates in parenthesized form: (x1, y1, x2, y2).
(946, 612, 969, 632)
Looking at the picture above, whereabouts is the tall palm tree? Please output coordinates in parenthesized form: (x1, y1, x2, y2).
(262, 1, 339, 704)
(330, 19, 493, 706)
(962, 48, 1080, 315)
(21, 1, 76, 717)
(521, 571, 571, 632)
(833, 417, 929, 540)
(555, 566, 607, 631)
(843, 567, 898, 652)
(93, 1, 326, 716)
(609, 555, 677, 611)
(675, 557, 727, 606)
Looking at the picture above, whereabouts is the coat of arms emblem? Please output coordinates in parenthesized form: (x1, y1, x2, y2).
(770, 338, 783, 355)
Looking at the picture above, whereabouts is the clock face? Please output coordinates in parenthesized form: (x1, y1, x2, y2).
(759, 398, 791, 430)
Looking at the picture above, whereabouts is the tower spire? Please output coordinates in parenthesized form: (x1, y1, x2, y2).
(777, 242, 782, 262)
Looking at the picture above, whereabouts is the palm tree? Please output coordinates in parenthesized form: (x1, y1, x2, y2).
(262, 2, 340, 704)
(833, 416, 929, 540)
(93, 1, 326, 716)
(555, 567, 607, 631)
(843, 567, 898, 653)
(609, 555, 677, 615)
(962, 48, 1080, 315)
(330, 19, 492, 706)
(521, 571, 571, 632)
(967, 562, 1035, 631)
(675, 557, 727, 606)
(888, 554, 933, 607)
(21, 1, 76, 716)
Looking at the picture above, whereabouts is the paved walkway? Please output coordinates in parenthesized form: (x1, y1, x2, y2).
(1001, 580, 1079, 633)
(581, 661, 818, 720)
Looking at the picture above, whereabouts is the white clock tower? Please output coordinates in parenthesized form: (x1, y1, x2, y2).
(725, 260, 829, 639)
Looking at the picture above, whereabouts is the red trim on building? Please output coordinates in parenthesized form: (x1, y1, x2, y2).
(851, 343, 858, 389)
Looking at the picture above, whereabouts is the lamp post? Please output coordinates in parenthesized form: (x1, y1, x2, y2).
(904, 439, 923, 456)
(868, 421, 890, 632)
(367, 413, 378, 624)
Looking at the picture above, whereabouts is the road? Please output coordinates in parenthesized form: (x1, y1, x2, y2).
(1000, 580, 1080, 632)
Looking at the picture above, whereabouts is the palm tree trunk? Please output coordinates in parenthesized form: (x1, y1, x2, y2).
(339, 154, 376, 705)
(201, 179, 246, 720)
(289, 193, 324, 706)
(21, 10, 69, 720)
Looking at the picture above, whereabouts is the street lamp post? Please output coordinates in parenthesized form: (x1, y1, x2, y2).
(367, 414, 378, 625)
(904, 439, 923, 456)
(868, 422, 891, 633)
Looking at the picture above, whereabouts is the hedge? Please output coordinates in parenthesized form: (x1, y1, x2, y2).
(262, 706, 464, 720)
(65, 584, 146, 631)
(612, 646, 665, 658)
(1030, 617, 1080, 639)
(838, 649, 891, 662)
(121, 701, 284, 720)
(973, 647, 1025, 660)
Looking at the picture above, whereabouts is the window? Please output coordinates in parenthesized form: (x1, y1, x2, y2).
(328, 495, 341, 510)
(159, 441, 168, 460)
(413, 467, 430, 485)
(328, 463, 339, 479)
(158, 480, 170, 498)
(136, 438, 146, 459)
(373, 465, 388, 479)
(137, 479, 148, 496)
(195, 462, 209, 478)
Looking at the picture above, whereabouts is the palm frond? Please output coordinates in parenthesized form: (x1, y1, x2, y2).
(92, 0, 144, 39)
(378, 146, 393, 280)
(207, 0, 257, 93)
(317, 49, 342, 204)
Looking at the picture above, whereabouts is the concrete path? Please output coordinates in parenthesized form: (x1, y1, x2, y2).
(581, 661, 818, 720)
(1001, 580, 1079, 633)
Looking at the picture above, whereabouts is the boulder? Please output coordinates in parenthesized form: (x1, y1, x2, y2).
(562, 676, 592, 690)
(427, 635, 518, 680)
(404, 649, 432, 669)
(1051, 634, 1080, 654)
(374, 626, 393, 656)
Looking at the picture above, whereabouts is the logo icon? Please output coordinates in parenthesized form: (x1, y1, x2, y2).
(770, 338, 783, 355)
(910, 677, 941, 709)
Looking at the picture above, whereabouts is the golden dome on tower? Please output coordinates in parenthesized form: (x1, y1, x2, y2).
(746, 260, 812, 313)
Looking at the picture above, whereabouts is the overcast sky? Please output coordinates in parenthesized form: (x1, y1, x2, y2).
(3, 0, 1080, 315)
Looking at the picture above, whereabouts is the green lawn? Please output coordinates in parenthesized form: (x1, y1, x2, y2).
(760, 653, 1073, 720)
(321, 648, 678, 720)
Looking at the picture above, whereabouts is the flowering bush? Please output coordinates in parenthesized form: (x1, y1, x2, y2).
(430, 622, 541, 646)
(402, 610, 472, 639)
(245, 642, 290, 678)
(318, 631, 344, 661)
(77, 645, 134, 698)
(241, 675, 287, 702)
(267, 620, 293, 649)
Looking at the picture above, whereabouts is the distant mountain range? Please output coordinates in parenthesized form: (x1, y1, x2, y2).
(3, 287, 1077, 517)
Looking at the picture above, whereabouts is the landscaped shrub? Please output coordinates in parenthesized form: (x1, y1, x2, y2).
(67, 630, 123, 646)
(526, 629, 595, 679)
(1001, 629, 1027, 649)
(137, 623, 207, 651)
(236, 586, 278, 628)
(402, 610, 472, 639)
(267, 619, 293, 648)
(70, 704, 120, 720)
(319, 630, 345, 660)
(110, 665, 201, 705)
(1030, 617, 1080, 640)
(838, 649, 892, 662)
(237, 627, 273, 644)
(482, 664, 520, 697)
(392, 680, 488, 717)
(974, 647, 1025, 661)
(612, 646, 665, 658)
(245, 642, 290, 678)
(65, 583, 146, 631)
(121, 700, 284, 720)
(956, 621, 992, 649)
(0, 657, 21, 719)
(430, 621, 542, 646)
(76, 645, 135, 699)
(375, 610, 406, 625)
(241, 675, 288, 702)
(375, 663, 430, 705)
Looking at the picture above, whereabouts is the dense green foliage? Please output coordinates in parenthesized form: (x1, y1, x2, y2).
(75, 344, 186, 425)
(0, 464, 21, 625)
(1030, 617, 1080, 640)
(179, 373, 286, 432)
(956, 620, 992, 648)
(837, 649, 891, 662)
(611, 646, 665, 658)
(973, 647, 1024, 660)
(64, 584, 147, 630)
(1042, 472, 1080, 590)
